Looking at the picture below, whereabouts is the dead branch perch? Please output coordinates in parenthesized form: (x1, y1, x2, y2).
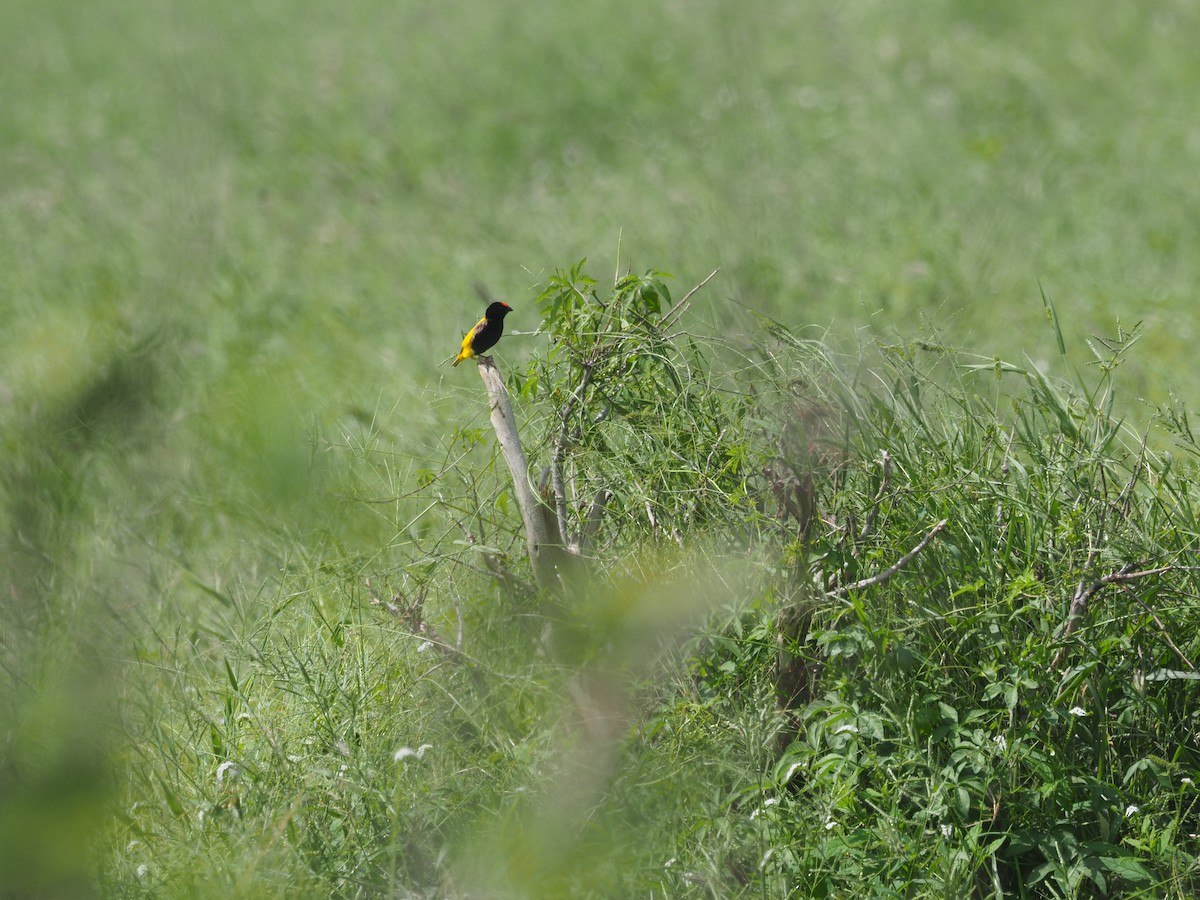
(476, 357, 559, 593)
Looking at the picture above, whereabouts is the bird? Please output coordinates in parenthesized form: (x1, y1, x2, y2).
(453, 301, 512, 366)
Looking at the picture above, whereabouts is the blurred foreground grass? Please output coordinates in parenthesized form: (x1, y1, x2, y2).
(3, 0, 1200, 896)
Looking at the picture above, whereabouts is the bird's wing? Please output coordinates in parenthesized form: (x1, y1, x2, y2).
(457, 316, 487, 356)
(467, 316, 487, 344)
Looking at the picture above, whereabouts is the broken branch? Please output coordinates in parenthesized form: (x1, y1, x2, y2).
(477, 358, 559, 593)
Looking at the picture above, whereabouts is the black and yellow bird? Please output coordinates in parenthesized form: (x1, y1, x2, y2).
(452, 301, 512, 366)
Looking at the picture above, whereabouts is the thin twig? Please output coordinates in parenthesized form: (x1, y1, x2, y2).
(831, 519, 948, 597)
(661, 267, 720, 331)
(1098, 565, 1175, 585)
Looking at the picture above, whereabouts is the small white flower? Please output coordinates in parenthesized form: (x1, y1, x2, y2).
(1182, 777, 1194, 786)
(1069, 706, 1088, 717)
(394, 743, 433, 763)
(663, 857, 676, 869)
(1125, 804, 1139, 817)
(136, 864, 149, 879)
(216, 761, 240, 785)
(763, 796, 778, 808)
(993, 734, 1007, 752)
(824, 817, 836, 830)
(940, 824, 953, 838)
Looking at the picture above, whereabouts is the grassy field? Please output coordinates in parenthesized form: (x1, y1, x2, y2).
(3, 1, 1200, 897)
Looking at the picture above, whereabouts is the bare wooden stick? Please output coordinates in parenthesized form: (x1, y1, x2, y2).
(476, 358, 558, 592)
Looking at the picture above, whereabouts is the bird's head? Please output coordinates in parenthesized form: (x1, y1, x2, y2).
(486, 301, 512, 319)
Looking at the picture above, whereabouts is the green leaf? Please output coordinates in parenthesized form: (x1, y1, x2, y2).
(1099, 856, 1152, 884)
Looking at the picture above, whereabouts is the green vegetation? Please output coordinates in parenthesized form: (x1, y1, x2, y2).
(3, 1, 1200, 897)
